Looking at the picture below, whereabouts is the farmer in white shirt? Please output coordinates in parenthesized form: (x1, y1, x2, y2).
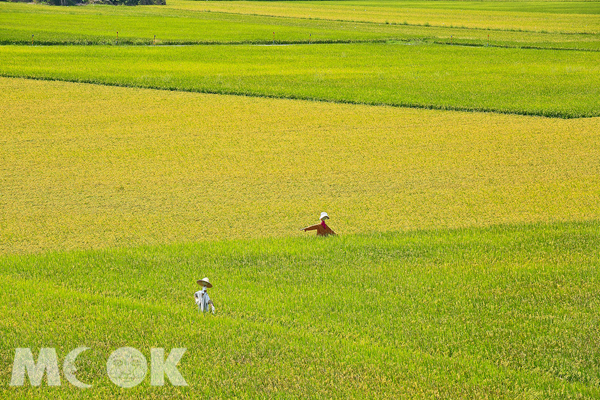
(195, 278, 216, 314)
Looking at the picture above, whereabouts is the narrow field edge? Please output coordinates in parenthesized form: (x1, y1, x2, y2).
(2, 39, 600, 53)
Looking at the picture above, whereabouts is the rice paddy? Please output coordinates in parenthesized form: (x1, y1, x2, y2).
(1, 0, 599, 398)
(2, 44, 599, 118)
(179, 0, 600, 33)
(2, 77, 599, 255)
(1, 221, 599, 398)
(2, 1, 599, 49)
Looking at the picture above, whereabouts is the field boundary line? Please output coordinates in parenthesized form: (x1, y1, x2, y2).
(1, 40, 598, 52)
(430, 40, 600, 52)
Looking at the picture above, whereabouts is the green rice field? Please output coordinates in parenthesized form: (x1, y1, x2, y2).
(1, 0, 599, 49)
(1, 222, 599, 398)
(1, 44, 599, 118)
(1, 0, 599, 398)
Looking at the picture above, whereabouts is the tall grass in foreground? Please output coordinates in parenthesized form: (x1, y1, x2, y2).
(0, 221, 599, 398)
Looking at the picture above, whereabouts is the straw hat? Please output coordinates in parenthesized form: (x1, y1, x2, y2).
(320, 212, 329, 220)
(196, 277, 213, 288)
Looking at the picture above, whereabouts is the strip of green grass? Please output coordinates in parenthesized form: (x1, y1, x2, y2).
(1, 1, 599, 50)
(1, 43, 598, 117)
(1, 221, 599, 398)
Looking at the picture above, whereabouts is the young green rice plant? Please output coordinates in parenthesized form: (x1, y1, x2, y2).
(1, 1, 599, 49)
(0, 221, 599, 398)
(1, 43, 598, 118)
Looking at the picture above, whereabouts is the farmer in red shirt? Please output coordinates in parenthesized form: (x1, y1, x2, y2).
(301, 212, 336, 236)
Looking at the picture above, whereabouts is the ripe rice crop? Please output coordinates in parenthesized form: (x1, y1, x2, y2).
(1, 77, 599, 254)
(183, 0, 600, 34)
(2, 1, 600, 398)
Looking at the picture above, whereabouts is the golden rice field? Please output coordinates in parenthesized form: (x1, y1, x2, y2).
(1, 76, 600, 255)
(172, 0, 600, 34)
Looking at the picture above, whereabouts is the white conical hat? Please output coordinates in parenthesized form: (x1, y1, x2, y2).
(320, 212, 329, 220)
(196, 277, 213, 288)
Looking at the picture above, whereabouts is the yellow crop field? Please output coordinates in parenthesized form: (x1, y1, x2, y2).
(170, 0, 600, 34)
(1, 76, 599, 254)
